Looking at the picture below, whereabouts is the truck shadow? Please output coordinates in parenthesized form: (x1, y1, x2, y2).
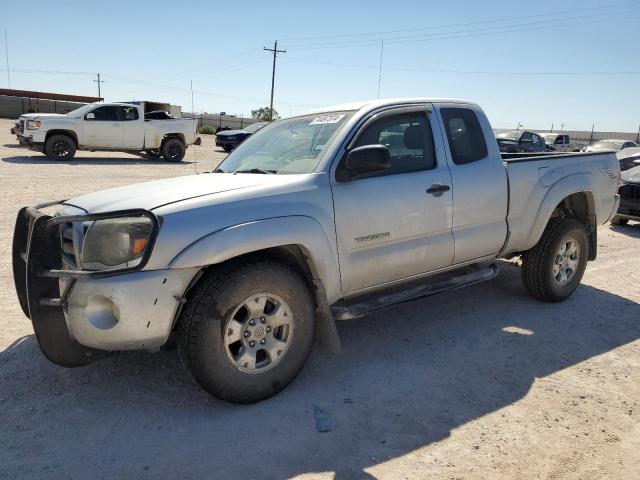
(2, 155, 195, 166)
(1, 263, 638, 479)
(609, 222, 640, 238)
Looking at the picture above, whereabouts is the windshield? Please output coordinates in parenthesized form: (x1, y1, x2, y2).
(592, 141, 623, 150)
(244, 122, 267, 133)
(65, 104, 97, 116)
(217, 111, 354, 174)
(496, 130, 520, 140)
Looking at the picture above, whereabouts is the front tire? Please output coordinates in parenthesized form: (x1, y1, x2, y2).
(178, 261, 316, 403)
(44, 134, 76, 160)
(161, 138, 186, 162)
(521, 218, 588, 302)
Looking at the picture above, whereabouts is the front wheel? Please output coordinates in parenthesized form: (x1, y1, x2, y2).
(521, 218, 589, 302)
(178, 261, 316, 403)
(44, 134, 76, 160)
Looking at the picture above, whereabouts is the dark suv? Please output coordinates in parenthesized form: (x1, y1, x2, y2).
(496, 130, 546, 153)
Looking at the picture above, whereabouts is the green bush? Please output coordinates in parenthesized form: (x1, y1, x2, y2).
(200, 125, 216, 135)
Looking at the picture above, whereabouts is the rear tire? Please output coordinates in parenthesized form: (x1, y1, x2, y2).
(610, 216, 629, 226)
(44, 134, 76, 161)
(161, 138, 185, 162)
(178, 261, 316, 403)
(521, 218, 588, 302)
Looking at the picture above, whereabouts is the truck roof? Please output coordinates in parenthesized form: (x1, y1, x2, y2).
(306, 97, 477, 115)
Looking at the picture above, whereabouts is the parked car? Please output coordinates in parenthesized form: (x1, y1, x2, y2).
(611, 163, 640, 225)
(583, 139, 637, 153)
(540, 133, 581, 152)
(13, 98, 619, 403)
(617, 148, 640, 171)
(215, 122, 268, 152)
(495, 130, 546, 153)
(16, 102, 198, 161)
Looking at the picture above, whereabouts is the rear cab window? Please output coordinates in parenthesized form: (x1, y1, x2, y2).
(440, 107, 488, 165)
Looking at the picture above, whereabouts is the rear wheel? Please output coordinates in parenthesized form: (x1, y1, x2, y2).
(178, 261, 316, 403)
(161, 138, 185, 162)
(44, 134, 76, 160)
(521, 218, 588, 302)
(610, 216, 629, 226)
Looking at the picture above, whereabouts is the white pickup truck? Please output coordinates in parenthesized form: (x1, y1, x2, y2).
(16, 102, 197, 161)
(540, 133, 581, 152)
(13, 98, 620, 403)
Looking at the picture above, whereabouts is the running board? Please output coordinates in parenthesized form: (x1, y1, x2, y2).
(331, 263, 499, 320)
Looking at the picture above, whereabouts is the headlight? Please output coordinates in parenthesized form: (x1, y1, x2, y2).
(80, 216, 155, 270)
(26, 120, 41, 130)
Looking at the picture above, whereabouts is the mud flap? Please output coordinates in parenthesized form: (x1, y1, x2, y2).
(15, 209, 108, 367)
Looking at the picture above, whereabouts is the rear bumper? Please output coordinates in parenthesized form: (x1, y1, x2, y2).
(12, 205, 198, 366)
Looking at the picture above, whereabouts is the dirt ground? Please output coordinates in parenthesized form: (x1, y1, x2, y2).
(0, 118, 638, 480)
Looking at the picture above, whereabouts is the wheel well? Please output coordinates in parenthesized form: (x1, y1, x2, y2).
(550, 191, 597, 260)
(45, 130, 78, 146)
(162, 133, 186, 145)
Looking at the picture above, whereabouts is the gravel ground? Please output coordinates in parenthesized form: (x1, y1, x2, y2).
(0, 119, 638, 479)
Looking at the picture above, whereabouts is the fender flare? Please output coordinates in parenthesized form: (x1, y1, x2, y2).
(169, 215, 343, 353)
(524, 172, 597, 252)
(169, 215, 342, 304)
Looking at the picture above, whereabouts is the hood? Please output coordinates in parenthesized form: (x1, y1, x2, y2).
(622, 165, 640, 184)
(585, 146, 616, 153)
(63, 173, 270, 213)
(217, 129, 249, 137)
(20, 113, 69, 120)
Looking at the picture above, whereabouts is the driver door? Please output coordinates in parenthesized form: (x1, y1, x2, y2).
(83, 105, 124, 148)
(331, 106, 455, 294)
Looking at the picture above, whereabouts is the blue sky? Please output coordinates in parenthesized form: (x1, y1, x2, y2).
(2, 0, 639, 131)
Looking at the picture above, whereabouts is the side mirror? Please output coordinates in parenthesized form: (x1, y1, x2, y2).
(338, 144, 391, 182)
(85, 112, 95, 120)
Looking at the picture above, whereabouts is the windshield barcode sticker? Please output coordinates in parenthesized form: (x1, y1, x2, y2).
(309, 114, 345, 125)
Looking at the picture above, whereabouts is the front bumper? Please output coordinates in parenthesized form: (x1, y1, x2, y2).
(17, 134, 44, 151)
(616, 184, 640, 220)
(12, 205, 198, 366)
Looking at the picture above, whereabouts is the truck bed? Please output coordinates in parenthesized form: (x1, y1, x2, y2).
(501, 151, 606, 162)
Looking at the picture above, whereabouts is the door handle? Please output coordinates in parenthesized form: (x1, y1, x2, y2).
(426, 183, 450, 195)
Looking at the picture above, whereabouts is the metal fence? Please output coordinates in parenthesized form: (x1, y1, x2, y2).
(0, 95, 88, 118)
(183, 113, 259, 131)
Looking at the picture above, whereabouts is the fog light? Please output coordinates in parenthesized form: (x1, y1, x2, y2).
(85, 295, 120, 330)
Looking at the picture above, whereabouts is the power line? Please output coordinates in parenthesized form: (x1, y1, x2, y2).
(286, 10, 640, 50)
(264, 40, 286, 121)
(282, 1, 638, 44)
(285, 56, 640, 76)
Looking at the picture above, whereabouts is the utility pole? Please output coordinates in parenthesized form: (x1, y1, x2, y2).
(636, 124, 639, 143)
(550, 123, 554, 133)
(560, 123, 565, 132)
(93, 73, 104, 100)
(4, 29, 10, 88)
(263, 40, 286, 121)
(589, 124, 595, 144)
(377, 39, 384, 99)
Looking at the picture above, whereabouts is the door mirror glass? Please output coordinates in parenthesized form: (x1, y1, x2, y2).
(85, 112, 95, 120)
(341, 144, 391, 181)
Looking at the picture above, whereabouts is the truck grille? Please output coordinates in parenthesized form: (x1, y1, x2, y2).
(58, 222, 85, 269)
(620, 183, 640, 200)
(19, 119, 25, 134)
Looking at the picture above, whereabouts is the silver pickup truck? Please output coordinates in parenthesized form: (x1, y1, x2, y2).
(13, 98, 620, 403)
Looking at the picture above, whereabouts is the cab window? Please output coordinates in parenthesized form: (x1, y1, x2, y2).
(87, 106, 119, 121)
(440, 108, 488, 165)
(351, 111, 436, 176)
(121, 106, 139, 121)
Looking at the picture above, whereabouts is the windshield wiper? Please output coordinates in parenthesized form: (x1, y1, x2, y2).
(233, 168, 278, 174)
